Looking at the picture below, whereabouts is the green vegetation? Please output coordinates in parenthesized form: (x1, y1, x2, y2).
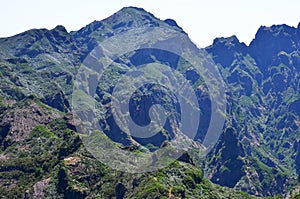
(1, 5, 300, 198)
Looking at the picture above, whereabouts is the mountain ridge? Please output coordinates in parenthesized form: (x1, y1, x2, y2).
(0, 6, 300, 198)
(2, 6, 300, 51)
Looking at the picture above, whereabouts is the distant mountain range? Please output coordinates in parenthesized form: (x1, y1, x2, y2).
(0, 6, 300, 198)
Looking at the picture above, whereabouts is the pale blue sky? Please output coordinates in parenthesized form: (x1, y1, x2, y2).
(1, 0, 300, 47)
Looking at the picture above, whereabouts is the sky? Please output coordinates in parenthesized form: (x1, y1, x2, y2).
(1, 0, 300, 47)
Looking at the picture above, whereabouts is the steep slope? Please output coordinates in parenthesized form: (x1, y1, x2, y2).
(0, 6, 257, 199)
(1, 5, 300, 198)
(70, 6, 219, 154)
(205, 23, 300, 196)
(72, 7, 186, 57)
(0, 25, 81, 109)
(0, 98, 253, 198)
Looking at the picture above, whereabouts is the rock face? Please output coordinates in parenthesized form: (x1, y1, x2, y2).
(205, 22, 300, 196)
(0, 5, 300, 198)
(249, 25, 297, 72)
(207, 128, 245, 188)
(206, 35, 247, 67)
(0, 98, 61, 149)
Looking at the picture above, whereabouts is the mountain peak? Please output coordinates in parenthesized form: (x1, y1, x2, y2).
(117, 6, 159, 20)
(163, 19, 184, 31)
(206, 35, 247, 67)
(73, 7, 186, 42)
(119, 6, 148, 13)
(212, 35, 243, 48)
(249, 24, 297, 68)
(105, 6, 159, 25)
(52, 25, 68, 33)
(251, 24, 296, 44)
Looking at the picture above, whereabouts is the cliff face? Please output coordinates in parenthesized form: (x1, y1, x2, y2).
(205, 23, 300, 196)
(0, 6, 300, 198)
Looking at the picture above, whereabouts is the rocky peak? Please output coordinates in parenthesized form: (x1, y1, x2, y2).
(249, 24, 297, 71)
(118, 6, 150, 17)
(164, 18, 185, 32)
(47, 25, 74, 46)
(73, 6, 160, 37)
(250, 24, 296, 49)
(71, 6, 186, 59)
(73, 6, 185, 41)
(51, 25, 68, 33)
(103, 6, 159, 28)
(113, 6, 185, 33)
(206, 35, 247, 67)
(254, 24, 295, 39)
(0, 24, 76, 59)
(212, 35, 244, 49)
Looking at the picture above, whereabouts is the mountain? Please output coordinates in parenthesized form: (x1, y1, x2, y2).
(205, 23, 300, 196)
(0, 6, 300, 198)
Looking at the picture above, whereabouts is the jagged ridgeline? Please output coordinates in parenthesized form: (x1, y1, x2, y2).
(205, 24, 300, 196)
(0, 6, 300, 198)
